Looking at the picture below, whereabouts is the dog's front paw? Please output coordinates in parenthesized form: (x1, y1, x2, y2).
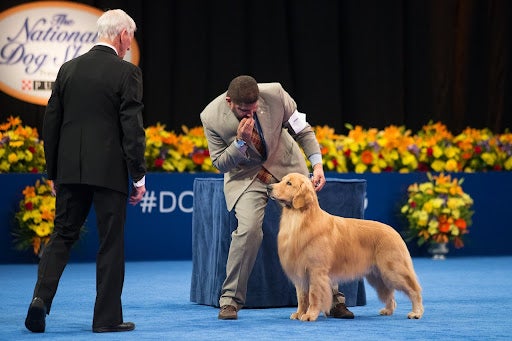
(299, 313, 319, 322)
(290, 312, 301, 320)
(379, 308, 394, 316)
(407, 311, 423, 319)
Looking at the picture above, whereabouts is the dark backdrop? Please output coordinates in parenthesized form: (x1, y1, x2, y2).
(1, 0, 511, 137)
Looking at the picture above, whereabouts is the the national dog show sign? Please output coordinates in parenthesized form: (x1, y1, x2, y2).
(0, 1, 140, 106)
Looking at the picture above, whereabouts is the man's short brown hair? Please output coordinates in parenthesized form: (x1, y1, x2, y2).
(227, 75, 259, 104)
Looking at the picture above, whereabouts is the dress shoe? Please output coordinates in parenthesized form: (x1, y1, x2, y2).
(93, 322, 135, 333)
(25, 297, 47, 333)
(218, 305, 237, 320)
(330, 302, 355, 319)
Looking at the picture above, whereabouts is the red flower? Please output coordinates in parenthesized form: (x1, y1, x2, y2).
(28, 146, 36, 153)
(343, 149, 351, 157)
(426, 147, 433, 157)
(154, 158, 164, 168)
(417, 163, 429, 172)
(474, 145, 482, 154)
(192, 153, 205, 165)
(25, 202, 33, 210)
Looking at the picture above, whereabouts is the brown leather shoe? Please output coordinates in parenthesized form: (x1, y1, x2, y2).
(330, 302, 355, 319)
(218, 305, 237, 320)
(93, 322, 135, 333)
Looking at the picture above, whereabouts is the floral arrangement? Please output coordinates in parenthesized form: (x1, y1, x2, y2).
(2, 115, 511, 173)
(12, 177, 55, 256)
(400, 173, 474, 248)
(315, 121, 512, 173)
(145, 123, 217, 173)
(0, 116, 45, 173)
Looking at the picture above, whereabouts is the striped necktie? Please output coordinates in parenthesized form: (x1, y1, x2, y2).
(250, 126, 266, 157)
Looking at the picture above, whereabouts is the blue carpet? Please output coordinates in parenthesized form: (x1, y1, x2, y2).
(1, 257, 511, 340)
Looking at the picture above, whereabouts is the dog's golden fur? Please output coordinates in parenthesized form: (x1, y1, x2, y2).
(267, 173, 424, 321)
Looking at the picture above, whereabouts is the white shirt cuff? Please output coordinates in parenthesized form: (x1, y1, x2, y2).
(133, 176, 146, 187)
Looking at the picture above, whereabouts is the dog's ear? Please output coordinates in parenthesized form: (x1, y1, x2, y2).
(292, 182, 315, 209)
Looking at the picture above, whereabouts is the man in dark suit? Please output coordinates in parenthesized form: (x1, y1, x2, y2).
(24, 9, 146, 333)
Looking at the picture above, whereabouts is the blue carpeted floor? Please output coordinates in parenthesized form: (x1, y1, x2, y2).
(1, 256, 511, 340)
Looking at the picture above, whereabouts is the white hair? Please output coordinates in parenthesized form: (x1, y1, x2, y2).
(96, 9, 136, 41)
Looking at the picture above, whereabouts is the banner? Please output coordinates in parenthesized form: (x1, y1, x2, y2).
(0, 1, 140, 106)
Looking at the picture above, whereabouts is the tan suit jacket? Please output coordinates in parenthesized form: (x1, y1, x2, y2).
(200, 82, 321, 211)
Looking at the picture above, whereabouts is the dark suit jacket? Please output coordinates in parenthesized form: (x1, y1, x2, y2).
(43, 45, 146, 195)
(200, 82, 321, 211)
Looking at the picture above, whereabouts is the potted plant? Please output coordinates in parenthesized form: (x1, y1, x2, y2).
(400, 173, 474, 259)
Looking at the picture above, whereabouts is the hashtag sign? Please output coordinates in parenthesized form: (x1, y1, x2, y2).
(139, 191, 158, 213)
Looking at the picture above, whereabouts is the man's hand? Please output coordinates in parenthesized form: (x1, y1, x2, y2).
(311, 163, 326, 192)
(129, 185, 146, 205)
(236, 117, 255, 142)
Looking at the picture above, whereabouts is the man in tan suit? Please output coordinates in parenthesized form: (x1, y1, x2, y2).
(200, 75, 354, 320)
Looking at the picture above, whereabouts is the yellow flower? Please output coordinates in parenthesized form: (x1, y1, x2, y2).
(431, 160, 445, 172)
(0, 161, 11, 172)
(423, 201, 433, 213)
(8, 153, 18, 163)
(481, 152, 496, 166)
(445, 159, 458, 171)
(504, 157, 512, 170)
(354, 163, 367, 173)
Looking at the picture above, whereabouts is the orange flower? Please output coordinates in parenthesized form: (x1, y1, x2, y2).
(41, 209, 54, 221)
(439, 222, 451, 233)
(435, 173, 451, 185)
(22, 186, 36, 198)
(320, 145, 328, 155)
(454, 218, 467, 230)
(361, 150, 373, 165)
(7, 116, 22, 127)
(161, 133, 179, 145)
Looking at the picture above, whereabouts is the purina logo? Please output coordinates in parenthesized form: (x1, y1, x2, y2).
(0, 1, 140, 106)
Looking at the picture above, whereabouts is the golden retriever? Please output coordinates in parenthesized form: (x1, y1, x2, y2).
(267, 173, 424, 321)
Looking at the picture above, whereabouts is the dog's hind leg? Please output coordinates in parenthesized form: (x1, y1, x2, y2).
(300, 272, 332, 322)
(396, 272, 424, 319)
(381, 261, 424, 319)
(366, 271, 396, 316)
(291, 284, 309, 320)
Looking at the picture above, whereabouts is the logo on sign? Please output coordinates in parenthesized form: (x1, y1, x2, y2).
(0, 1, 140, 106)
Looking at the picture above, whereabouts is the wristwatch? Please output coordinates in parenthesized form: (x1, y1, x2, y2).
(235, 138, 246, 148)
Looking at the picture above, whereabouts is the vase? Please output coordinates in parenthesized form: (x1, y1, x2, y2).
(428, 242, 449, 260)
